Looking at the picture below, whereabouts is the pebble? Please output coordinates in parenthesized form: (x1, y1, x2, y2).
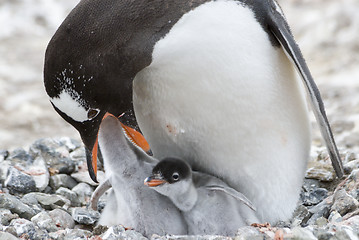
(71, 182, 94, 205)
(328, 211, 342, 223)
(9, 218, 37, 239)
(7, 148, 33, 163)
(71, 170, 106, 187)
(48, 208, 75, 229)
(71, 207, 100, 225)
(0, 160, 12, 183)
(100, 225, 146, 240)
(31, 211, 58, 233)
(0, 193, 37, 219)
(344, 160, 359, 175)
(334, 226, 359, 240)
(0, 149, 9, 161)
(305, 162, 336, 182)
(331, 189, 359, 216)
(1, 135, 359, 240)
(48, 228, 92, 240)
(56, 187, 81, 207)
(307, 198, 331, 225)
(314, 217, 328, 227)
(0, 232, 18, 240)
(30, 138, 76, 174)
(0, 208, 19, 225)
(58, 137, 82, 152)
(292, 205, 312, 226)
(28, 156, 50, 192)
(291, 227, 317, 240)
(50, 173, 78, 190)
(22, 192, 71, 210)
(236, 226, 263, 240)
(4, 166, 37, 194)
(300, 186, 328, 206)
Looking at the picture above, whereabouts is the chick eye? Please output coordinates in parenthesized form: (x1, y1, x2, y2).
(172, 172, 179, 181)
(87, 108, 99, 119)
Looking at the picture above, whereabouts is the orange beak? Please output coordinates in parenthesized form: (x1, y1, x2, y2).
(144, 177, 167, 187)
(89, 112, 150, 182)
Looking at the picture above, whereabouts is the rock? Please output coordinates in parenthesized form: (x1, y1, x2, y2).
(9, 218, 36, 238)
(4, 166, 37, 194)
(56, 187, 80, 207)
(0, 160, 12, 184)
(331, 189, 359, 216)
(49, 228, 92, 240)
(71, 170, 106, 186)
(72, 183, 94, 205)
(119, 230, 148, 240)
(152, 235, 231, 240)
(30, 138, 76, 174)
(307, 198, 332, 225)
(72, 207, 100, 225)
(0, 193, 37, 219)
(292, 205, 312, 226)
(291, 227, 317, 240)
(0, 150, 9, 161)
(7, 148, 33, 164)
(0, 208, 19, 226)
(93, 224, 109, 236)
(344, 160, 359, 175)
(315, 217, 328, 227)
(301, 187, 328, 206)
(31, 211, 58, 233)
(313, 229, 334, 240)
(305, 161, 335, 182)
(58, 137, 82, 152)
(342, 216, 359, 233)
(236, 226, 263, 240)
(50, 174, 78, 190)
(328, 211, 342, 223)
(0, 232, 19, 240)
(48, 208, 75, 229)
(69, 146, 86, 162)
(28, 156, 50, 192)
(334, 226, 359, 240)
(21, 192, 71, 210)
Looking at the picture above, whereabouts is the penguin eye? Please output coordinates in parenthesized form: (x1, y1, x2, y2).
(87, 108, 99, 119)
(172, 172, 179, 181)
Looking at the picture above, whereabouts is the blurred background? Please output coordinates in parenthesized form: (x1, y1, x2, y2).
(0, 0, 358, 153)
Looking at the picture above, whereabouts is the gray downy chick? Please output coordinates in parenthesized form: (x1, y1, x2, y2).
(93, 114, 187, 236)
(145, 157, 258, 236)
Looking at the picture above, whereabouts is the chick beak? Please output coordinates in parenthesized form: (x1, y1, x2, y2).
(144, 176, 166, 187)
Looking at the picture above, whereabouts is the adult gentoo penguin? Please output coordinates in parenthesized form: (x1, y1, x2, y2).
(44, 0, 343, 223)
(145, 157, 257, 235)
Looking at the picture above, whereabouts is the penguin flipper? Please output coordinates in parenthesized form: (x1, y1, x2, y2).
(267, 5, 344, 178)
(90, 178, 112, 211)
(206, 185, 256, 211)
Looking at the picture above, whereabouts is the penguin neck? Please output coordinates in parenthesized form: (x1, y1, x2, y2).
(98, 117, 137, 171)
(170, 180, 198, 212)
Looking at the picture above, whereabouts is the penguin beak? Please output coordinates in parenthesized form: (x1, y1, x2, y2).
(86, 112, 118, 183)
(86, 113, 151, 183)
(144, 176, 167, 187)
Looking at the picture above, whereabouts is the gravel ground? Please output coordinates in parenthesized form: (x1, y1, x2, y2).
(0, 0, 359, 239)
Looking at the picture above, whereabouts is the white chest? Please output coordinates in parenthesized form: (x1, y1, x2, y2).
(133, 0, 311, 223)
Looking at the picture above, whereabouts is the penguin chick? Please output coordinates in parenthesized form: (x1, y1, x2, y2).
(145, 157, 258, 236)
(96, 114, 187, 237)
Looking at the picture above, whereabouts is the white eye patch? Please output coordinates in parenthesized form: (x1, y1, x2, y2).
(50, 91, 89, 122)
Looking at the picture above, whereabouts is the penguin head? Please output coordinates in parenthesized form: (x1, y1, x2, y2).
(144, 157, 193, 197)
